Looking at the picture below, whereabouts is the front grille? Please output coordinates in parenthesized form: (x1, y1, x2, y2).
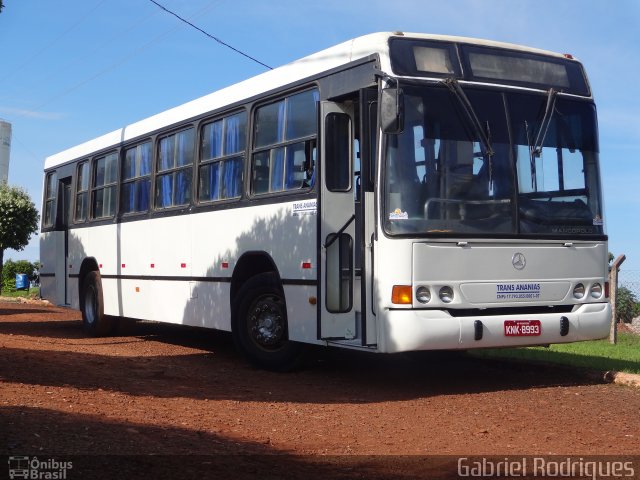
(445, 305, 574, 318)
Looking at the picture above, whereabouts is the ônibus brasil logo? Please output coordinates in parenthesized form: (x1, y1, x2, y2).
(8, 456, 72, 479)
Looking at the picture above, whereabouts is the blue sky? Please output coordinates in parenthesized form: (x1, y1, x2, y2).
(1, 0, 639, 271)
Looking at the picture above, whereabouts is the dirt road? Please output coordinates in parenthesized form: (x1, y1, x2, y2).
(1, 302, 639, 479)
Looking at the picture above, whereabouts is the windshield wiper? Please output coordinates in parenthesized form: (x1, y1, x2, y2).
(443, 78, 494, 157)
(525, 88, 558, 191)
(530, 88, 558, 158)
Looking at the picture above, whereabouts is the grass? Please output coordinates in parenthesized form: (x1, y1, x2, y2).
(0, 287, 40, 299)
(472, 332, 640, 374)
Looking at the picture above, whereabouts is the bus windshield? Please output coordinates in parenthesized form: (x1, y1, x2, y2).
(383, 84, 603, 237)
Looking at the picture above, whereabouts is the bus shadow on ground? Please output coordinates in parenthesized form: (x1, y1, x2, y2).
(0, 319, 85, 339)
(0, 308, 54, 316)
(1, 406, 460, 480)
(0, 315, 607, 404)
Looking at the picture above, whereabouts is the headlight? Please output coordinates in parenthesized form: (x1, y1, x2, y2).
(590, 283, 603, 299)
(573, 283, 585, 299)
(416, 286, 431, 304)
(439, 286, 454, 303)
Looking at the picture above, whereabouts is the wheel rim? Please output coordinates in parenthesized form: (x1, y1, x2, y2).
(84, 285, 97, 325)
(247, 294, 286, 350)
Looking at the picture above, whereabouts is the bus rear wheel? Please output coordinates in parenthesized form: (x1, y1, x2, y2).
(233, 273, 302, 371)
(80, 271, 115, 337)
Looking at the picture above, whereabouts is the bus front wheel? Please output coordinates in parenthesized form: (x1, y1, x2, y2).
(232, 272, 302, 371)
(80, 271, 115, 336)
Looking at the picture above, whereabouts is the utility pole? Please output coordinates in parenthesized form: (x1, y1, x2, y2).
(609, 254, 626, 344)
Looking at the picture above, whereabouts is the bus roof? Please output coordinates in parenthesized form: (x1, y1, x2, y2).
(45, 32, 572, 169)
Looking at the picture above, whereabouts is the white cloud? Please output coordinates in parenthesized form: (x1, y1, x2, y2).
(0, 106, 65, 120)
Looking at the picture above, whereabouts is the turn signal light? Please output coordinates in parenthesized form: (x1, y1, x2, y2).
(392, 285, 412, 304)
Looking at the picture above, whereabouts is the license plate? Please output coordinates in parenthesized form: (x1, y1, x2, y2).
(504, 320, 542, 336)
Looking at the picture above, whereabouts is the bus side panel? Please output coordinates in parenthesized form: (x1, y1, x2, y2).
(190, 202, 318, 338)
(68, 226, 92, 310)
(82, 224, 118, 315)
(80, 200, 318, 336)
(183, 281, 232, 330)
(39, 231, 63, 304)
(116, 214, 193, 323)
(283, 285, 319, 344)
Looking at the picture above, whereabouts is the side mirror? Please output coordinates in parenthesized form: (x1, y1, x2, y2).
(380, 87, 404, 134)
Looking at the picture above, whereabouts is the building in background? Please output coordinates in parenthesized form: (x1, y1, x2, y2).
(0, 119, 11, 183)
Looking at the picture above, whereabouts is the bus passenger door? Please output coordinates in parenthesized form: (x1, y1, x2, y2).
(59, 177, 72, 305)
(51, 177, 72, 305)
(319, 102, 357, 339)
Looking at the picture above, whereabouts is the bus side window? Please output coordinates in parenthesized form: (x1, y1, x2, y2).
(75, 161, 90, 222)
(156, 128, 194, 209)
(91, 152, 118, 219)
(199, 112, 246, 202)
(325, 112, 351, 192)
(252, 89, 319, 195)
(252, 152, 271, 195)
(121, 142, 152, 214)
(43, 171, 57, 227)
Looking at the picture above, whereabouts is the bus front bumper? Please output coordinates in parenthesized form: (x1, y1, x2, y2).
(380, 302, 611, 353)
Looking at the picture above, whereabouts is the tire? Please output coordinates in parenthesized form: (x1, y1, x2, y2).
(80, 271, 115, 337)
(232, 272, 303, 371)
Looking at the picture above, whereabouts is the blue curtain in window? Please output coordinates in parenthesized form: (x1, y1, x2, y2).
(125, 181, 136, 213)
(284, 142, 304, 189)
(209, 163, 220, 200)
(277, 102, 286, 142)
(175, 170, 191, 205)
(138, 178, 150, 211)
(224, 115, 245, 198)
(157, 174, 172, 208)
(139, 145, 151, 211)
(271, 101, 286, 191)
(123, 147, 136, 213)
(224, 157, 242, 198)
(205, 121, 223, 160)
(140, 144, 151, 175)
(176, 131, 191, 166)
(158, 137, 173, 171)
(123, 153, 135, 180)
(270, 147, 285, 192)
(225, 114, 245, 154)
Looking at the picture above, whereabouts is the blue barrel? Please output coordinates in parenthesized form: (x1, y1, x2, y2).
(15, 274, 29, 290)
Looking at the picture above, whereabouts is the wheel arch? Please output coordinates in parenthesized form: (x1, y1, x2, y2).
(230, 251, 282, 309)
(78, 257, 99, 299)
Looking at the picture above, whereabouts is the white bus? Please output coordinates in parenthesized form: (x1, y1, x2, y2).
(40, 32, 610, 369)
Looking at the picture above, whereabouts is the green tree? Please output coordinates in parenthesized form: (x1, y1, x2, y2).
(0, 1, 4, 13)
(616, 286, 640, 324)
(0, 184, 40, 291)
(2, 259, 38, 292)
